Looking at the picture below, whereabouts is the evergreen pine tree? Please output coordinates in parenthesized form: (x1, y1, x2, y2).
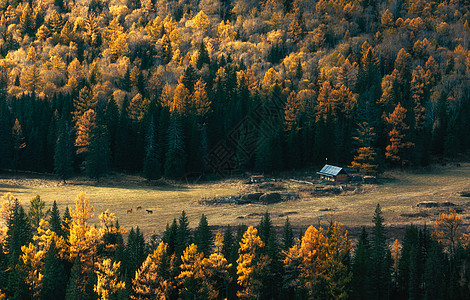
(164, 114, 186, 178)
(369, 204, 392, 300)
(162, 218, 178, 256)
(351, 227, 370, 300)
(41, 242, 67, 300)
(125, 227, 147, 277)
(62, 206, 72, 237)
(54, 119, 74, 183)
(143, 116, 161, 180)
(282, 217, 294, 251)
(28, 194, 47, 229)
(424, 240, 446, 300)
(86, 117, 110, 181)
(49, 200, 63, 236)
(176, 211, 191, 257)
(194, 214, 213, 257)
(65, 257, 84, 300)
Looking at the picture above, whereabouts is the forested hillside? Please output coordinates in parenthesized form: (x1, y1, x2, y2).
(2, 192, 470, 299)
(0, 0, 470, 178)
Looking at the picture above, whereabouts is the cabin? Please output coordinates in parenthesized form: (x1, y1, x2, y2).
(317, 164, 349, 182)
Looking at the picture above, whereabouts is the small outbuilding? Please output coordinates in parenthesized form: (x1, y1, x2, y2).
(317, 164, 349, 182)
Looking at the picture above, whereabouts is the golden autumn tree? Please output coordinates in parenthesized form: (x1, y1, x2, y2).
(284, 91, 303, 130)
(128, 93, 150, 122)
(94, 259, 125, 300)
(172, 81, 190, 114)
(385, 103, 414, 166)
(21, 218, 66, 298)
(0, 193, 19, 245)
(67, 192, 101, 269)
(132, 241, 172, 300)
(23, 63, 42, 93)
(177, 243, 213, 299)
(191, 78, 211, 119)
(315, 81, 333, 122)
(284, 225, 327, 296)
(75, 109, 96, 154)
(434, 209, 463, 257)
(193, 11, 210, 31)
(236, 226, 269, 300)
(351, 122, 378, 174)
(322, 222, 352, 299)
(201, 232, 231, 299)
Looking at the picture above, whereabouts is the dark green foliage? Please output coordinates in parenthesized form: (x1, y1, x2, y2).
(176, 210, 191, 256)
(86, 120, 110, 180)
(125, 227, 147, 277)
(163, 218, 179, 255)
(369, 204, 392, 300)
(62, 206, 71, 237)
(194, 214, 213, 257)
(164, 115, 186, 178)
(41, 242, 67, 300)
(282, 217, 294, 251)
(424, 241, 446, 300)
(49, 200, 63, 236)
(143, 116, 162, 180)
(351, 227, 370, 300)
(28, 194, 48, 228)
(54, 120, 74, 182)
(65, 257, 84, 300)
(6, 202, 32, 263)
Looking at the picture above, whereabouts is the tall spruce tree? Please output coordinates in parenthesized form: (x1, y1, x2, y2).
(164, 114, 186, 178)
(351, 227, 370, 300)
(369, 204, 392, 300)
(176, 211, 191, 257)
(54, 119, 74, 183)
(143, 116, 161, 180)
(41, 242, 67, 300)
(49, 200, 63, 236)
(86, 117, 110, 180)
(194, 214, 213, 257)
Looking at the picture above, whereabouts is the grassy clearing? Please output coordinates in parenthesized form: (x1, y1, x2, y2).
(1, 164, 470, 238)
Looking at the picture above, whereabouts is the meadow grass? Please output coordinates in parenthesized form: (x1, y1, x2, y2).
(1, 164, 470, 237)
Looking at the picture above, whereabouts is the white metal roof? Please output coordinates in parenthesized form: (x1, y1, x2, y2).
(317, 164, 343, 176)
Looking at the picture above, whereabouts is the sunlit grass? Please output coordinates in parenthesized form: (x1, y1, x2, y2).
(1, 163, 470, 237)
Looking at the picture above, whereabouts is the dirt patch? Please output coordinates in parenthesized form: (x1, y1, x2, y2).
(278, 211, 299, 217)
(401, 212, 430, 218)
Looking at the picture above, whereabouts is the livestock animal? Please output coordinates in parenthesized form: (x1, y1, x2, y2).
(146, 209, 153, 214)
(127, 208, 133, 214)
(136, 206, 142, 210)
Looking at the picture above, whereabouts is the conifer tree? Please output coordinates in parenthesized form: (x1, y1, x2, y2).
(49, 201, 63, 236)
(125, 227, 147, 277)
(28, 195, 47, 229)
(282, 217, 294, 251)
(54, 119, 74, 183)
(351, 227, 370, 300)
(143, 117, 161, 180)
(162, 219, 178, 256)
(65, 257, 85, 300)
(41, 242, 67, 300)
(194, 214, 213, 257)
(164, 114, 186, 178)
(177, 211, 191, 257)
(369, 204, 392, 300)
(86, 117, 110, 181)
(236, 226, 268, 300)
(132, 241, 171, 299)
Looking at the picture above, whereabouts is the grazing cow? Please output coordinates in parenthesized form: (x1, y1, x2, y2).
(136, 206, 142, 210)
(127, 208, 133, 214)
(146, 209, 153, 214)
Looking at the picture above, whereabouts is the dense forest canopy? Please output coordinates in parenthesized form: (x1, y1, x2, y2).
(1, 0, 470, 178)
(2, 192, 470, 299)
